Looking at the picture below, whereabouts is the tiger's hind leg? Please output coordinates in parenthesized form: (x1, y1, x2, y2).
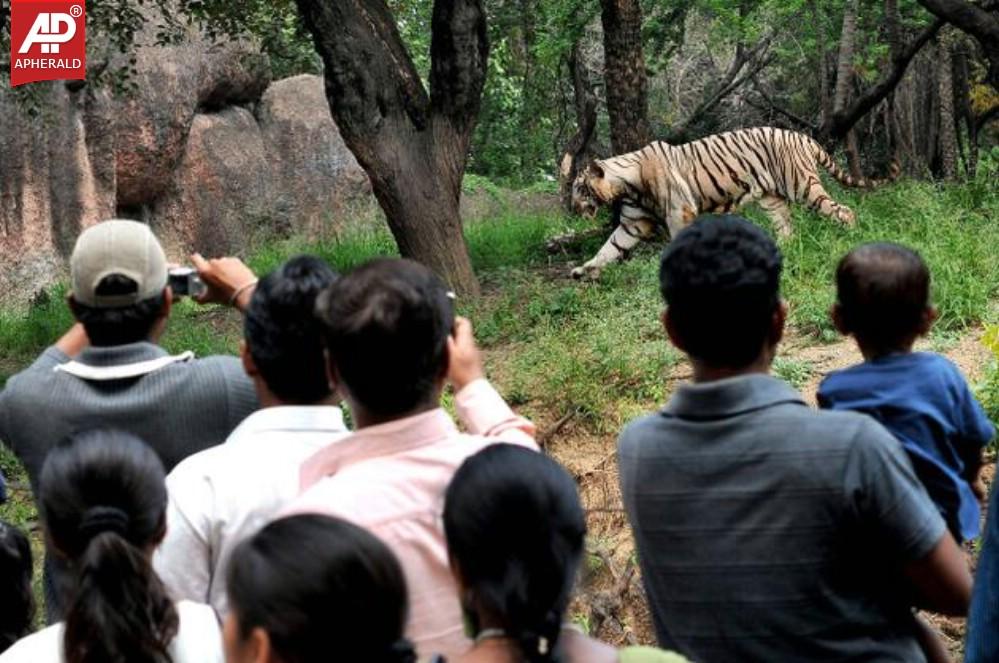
(571, 219, 657, 280)
(803, 180, 856, 227)
(757, 195, 793, 237)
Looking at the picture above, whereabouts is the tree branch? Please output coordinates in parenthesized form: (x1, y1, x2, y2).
(747, 77, 819, 131)
(666, 38, 775, 142)
(916, 0, 999, 88)
(822, 15, 946, 140)
(429, 0, 489, 131)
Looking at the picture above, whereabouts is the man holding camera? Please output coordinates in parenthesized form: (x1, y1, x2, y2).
(0, 219, 261, 620)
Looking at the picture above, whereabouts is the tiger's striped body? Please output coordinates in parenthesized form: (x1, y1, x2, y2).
(568, 127, 898, 279)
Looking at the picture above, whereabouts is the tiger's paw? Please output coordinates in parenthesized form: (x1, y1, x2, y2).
(836, 207, 857, 226)
(571, 264, 602, 281)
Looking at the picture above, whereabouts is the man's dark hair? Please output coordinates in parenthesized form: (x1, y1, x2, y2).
(244, 255, 338, 404)
(72, 275, 166, 347)
(659, 215, 783, 368)
(835, 242, 930, 353)
(315, 258, 454, 418)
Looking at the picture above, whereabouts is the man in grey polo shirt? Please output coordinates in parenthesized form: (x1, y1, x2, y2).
(618, 215, 971, 662)
(0, 219, 261, 619)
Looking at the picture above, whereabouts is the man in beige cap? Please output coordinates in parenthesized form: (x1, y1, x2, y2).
(0, 219, 261, 620)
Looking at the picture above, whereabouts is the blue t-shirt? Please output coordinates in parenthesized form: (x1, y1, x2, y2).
(818, 352, 995, 542)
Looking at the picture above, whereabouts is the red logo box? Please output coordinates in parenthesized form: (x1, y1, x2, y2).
(10, 0, 86, 87)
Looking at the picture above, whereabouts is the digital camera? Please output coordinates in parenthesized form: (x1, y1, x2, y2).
(168, 267, 207, 299)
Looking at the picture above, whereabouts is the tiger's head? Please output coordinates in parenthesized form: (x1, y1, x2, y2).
(569, 161, 619, 219)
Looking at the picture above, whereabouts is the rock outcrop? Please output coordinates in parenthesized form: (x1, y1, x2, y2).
(0, 30, 370, 304)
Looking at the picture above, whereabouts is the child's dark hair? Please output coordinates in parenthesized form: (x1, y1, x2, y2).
(0, 521, 34, 654)
(444, 445, 586, 663)
(835, 242, 931, 354)
(244, 255, 338, 404)
(315, 258, 454, 417)
(39, 430, 176, 663)
(226, 514, 415, 663)
(659, 215, 783, 367)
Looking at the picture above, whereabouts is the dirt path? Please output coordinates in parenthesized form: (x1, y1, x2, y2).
(553, 327, 994, 654)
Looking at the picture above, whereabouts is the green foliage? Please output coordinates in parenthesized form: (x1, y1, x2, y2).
(978, 326, 999, 435)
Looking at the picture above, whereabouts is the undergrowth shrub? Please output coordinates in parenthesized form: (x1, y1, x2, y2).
(978, 326, 999, 441)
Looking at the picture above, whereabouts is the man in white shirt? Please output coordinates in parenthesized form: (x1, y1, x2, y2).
(154, 255, 344, 617)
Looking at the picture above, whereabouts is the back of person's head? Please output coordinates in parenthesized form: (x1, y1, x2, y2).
(0, 521, 34, 654)
(39, 429, 176, 663)
(659, 215, 783, 368)
(315, 258, 454, 417)
(226, 514, 415, 663)
(443, 445, 586, 663)
(69, 220, 169, 346)
(244, 255, 338, 404)
(835, 242, 931, 353)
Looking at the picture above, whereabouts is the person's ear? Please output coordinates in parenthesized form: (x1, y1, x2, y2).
(324, 348, 343, 397)
(662, 308, 688, 353)
(918, 306, 938, 336)
(240, 341, 258, 378)
(830, 303, 850, 336)
(160, 287, 173, 320)
(771, 300, 788, 347)
(246, 627, 272, 663)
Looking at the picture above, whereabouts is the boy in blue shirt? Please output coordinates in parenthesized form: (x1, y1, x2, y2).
(818, 242, 995, 543)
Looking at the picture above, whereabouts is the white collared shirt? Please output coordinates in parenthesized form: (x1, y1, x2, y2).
(0, 601, 222, 662)
(154, 405, 348, 618)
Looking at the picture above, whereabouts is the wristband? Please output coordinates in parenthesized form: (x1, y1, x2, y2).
(229, 279, 259, 308)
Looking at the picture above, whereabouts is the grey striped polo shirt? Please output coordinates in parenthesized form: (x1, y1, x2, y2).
(619, 374, 944, 662)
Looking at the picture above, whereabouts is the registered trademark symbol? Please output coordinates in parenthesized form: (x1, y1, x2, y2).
(70, 5, 83, 17)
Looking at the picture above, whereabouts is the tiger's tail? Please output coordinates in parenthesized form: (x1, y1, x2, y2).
(813, 142, 901, 189)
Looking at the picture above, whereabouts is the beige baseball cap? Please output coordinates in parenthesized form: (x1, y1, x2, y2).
(70, 220, 168, 308)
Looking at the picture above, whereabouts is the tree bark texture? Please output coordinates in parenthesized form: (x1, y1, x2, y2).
(936, 32, 959, 179)
(294, 0, 486, 295)
(600, 0, 652, 153)
(915, 0, 999, 90)
(559, 41, 601, 210)
(833, 0, 863, 178)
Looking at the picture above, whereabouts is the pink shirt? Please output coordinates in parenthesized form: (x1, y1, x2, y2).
(287, 379, 537, 659)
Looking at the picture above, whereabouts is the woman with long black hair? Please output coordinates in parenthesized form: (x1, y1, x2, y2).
(443, 444, 688, 663)
(223, 514, 418, 663)
(0, 430, 222, 662)
(0, 521, 33, 654)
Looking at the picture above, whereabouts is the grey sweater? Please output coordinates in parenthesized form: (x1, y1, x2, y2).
(0, 341, 259, 618)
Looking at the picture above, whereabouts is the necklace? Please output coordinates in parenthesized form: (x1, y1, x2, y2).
(474, 623, 586, 648)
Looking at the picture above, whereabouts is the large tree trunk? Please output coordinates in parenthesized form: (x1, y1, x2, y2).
(953, 37, 975, 175)
(559, 40, 601, 210)
(600, 0, 652, 153)
(833, 0, 863, 178)
(294, 0, 486, 295)
(915, 0, 999, 90)
(936, 31, 959, 179)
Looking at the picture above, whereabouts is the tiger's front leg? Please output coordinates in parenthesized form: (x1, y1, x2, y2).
(571, 219, 656, 280)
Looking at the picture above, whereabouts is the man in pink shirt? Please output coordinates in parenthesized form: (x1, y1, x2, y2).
(287, 258, 537, 659)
